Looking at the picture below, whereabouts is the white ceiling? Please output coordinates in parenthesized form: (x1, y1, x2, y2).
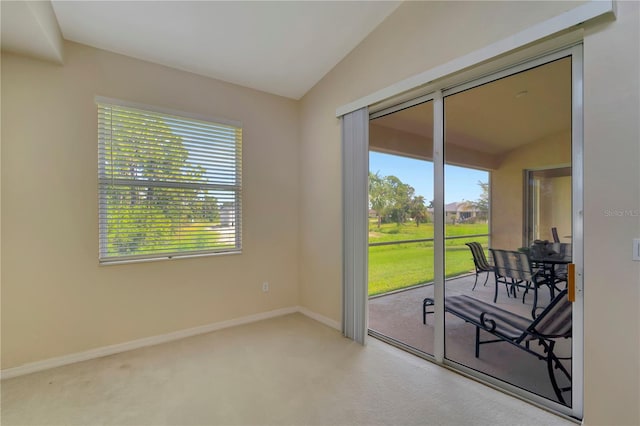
(0, 0, 401, 100)
(0, 0, 64, 63)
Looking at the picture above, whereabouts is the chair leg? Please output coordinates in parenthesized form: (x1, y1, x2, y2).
(508, 279, 516, 298)
(548, 357, 566, 405)
(522, 280, 531, 304)
(544, 340, 571, 405)
(472, 271, 480, 291)
(423, 298, 435, 325)
(423, 299, 427, 324)
(482, 271, 490, 287)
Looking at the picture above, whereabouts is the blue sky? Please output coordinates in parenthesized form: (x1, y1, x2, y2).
(369, 151, 488, 203)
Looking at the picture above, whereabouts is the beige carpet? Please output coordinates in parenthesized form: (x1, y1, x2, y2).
(1, 313, 574, 425)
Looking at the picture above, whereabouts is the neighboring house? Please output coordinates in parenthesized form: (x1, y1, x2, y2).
(445, 201, 479, 224)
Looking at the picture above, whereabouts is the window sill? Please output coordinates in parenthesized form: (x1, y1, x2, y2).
(99, 249, 242, 266)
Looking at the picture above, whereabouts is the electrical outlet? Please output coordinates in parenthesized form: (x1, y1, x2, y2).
(262, 281, 269, 292)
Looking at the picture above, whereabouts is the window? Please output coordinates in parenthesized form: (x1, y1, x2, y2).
(97, 98, 242, 263)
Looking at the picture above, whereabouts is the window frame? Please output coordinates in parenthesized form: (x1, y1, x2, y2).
(96, 96, 243, 264)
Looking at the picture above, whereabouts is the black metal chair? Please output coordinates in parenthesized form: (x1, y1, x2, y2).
(489, 248, 552, 319)
(551, 227, 560, 243)
(423, 289, 572, 405)
(550, 243, 572, 287)
(529, 241, 572, 292)
(465, 242, 494, 291)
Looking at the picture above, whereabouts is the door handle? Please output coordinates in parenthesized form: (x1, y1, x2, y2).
(568, 263, 575, 302)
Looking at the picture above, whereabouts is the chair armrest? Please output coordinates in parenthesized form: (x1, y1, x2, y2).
(479, 312, 497, 332)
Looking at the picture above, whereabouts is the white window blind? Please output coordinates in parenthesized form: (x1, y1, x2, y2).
(98, 99, 242, 263)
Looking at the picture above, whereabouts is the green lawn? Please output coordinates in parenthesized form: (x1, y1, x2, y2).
(368, 220, 489, 243)
(368, 221, 489, 296)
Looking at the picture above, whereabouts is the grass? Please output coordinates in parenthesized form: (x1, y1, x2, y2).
(368, 220, 489, 296)
(368, 220, 489, 243)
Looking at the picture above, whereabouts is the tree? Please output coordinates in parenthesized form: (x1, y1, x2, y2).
(369, 171, 390, 228)
(189, 194, 220, 223)
(384, 175, 415, 225)
(369, 172, 425, 226)
(104, 110, 218, 256)
(409, 195, 428, 227)
(472, 181, 489, 222)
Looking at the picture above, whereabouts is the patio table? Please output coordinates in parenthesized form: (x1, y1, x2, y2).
(527, 252, 572, 297)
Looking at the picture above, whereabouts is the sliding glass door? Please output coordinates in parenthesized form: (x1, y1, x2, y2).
(443, 55, 574, 406)
(362, 47, 583, 417)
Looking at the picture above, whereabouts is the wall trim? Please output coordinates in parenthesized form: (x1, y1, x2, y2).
(298, 306, 341, 330)
(1, 306, 339, 380)
(1, 306, 322, 380)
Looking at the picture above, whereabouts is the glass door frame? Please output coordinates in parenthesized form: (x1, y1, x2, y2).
(365, 44, 584, 418)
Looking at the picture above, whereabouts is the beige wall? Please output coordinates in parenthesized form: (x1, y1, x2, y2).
(1, 42, 300, 368)
(299, 0, 581, 323)
(491, 130, 571, 250)
(300, 1, 639, 425)
(583, 2, 640, 424)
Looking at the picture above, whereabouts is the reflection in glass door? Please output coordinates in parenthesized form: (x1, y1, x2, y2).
(526, 167, 572, 246)
(443, 57, 574, 406)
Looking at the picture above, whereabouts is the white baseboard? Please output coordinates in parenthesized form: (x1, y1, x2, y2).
(0, 306, 299, 380)
(1, 306, 342, 380)
(298, 306, 341, 330)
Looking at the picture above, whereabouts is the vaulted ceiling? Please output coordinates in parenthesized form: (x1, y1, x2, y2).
(1, 0, 401, 99)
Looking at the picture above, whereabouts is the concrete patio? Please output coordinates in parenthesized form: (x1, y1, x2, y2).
(368, 273, 572, 404)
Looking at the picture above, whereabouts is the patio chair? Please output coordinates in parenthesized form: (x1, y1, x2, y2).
(551, 227, 560, 243)
(550, 243, 572, 287)
(489, 248, 552, 319)
(465, 242, 495, 291)
(423, 289, 572, 404)
(529, 241, 572, 292)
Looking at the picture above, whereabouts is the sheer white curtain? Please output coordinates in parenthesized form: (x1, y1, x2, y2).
(341, 107, 369, 344)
